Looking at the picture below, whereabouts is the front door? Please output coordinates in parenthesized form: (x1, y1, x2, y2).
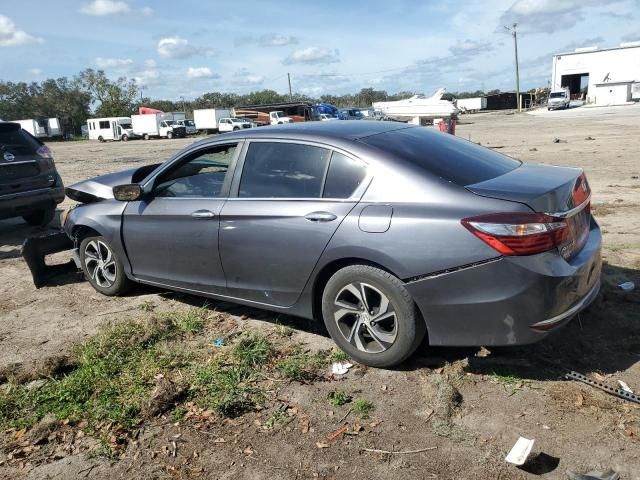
(220, 141, 368, 307)
(122, 143, 240, 293)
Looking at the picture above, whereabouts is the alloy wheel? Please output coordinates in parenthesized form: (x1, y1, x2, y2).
(83, 240, 117, 288)
(332, 282, 398, 354)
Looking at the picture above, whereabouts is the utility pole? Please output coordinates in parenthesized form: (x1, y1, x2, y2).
(180, 96, 185, 113)
(505, 23, 521, 112)
(287, 73, 292, 100)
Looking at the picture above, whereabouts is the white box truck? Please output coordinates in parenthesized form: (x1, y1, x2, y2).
(87, 117, 136, 142)
(456, 97, 487, 112)
(193, 108, 231, 131)
(131, 113, 187, 139)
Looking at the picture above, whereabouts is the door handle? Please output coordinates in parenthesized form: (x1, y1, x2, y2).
(304, 211, 337, 222)
(191, 210, 216, 219)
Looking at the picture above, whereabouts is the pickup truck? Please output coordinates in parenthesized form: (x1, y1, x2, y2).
(218, 118, 252, 133)
(175, 119, 197, 135)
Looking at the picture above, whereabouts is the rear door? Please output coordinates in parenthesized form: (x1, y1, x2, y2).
(122, 142, 241, 293)
(219, 140, 369, 306)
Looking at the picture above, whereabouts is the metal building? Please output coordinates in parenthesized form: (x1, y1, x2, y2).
(551, 43, 640, 105)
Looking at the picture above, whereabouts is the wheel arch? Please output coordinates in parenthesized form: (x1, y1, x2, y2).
(310, 257, 427, 332)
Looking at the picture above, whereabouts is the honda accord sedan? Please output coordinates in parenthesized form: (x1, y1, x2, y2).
(59, 121, 601, 367)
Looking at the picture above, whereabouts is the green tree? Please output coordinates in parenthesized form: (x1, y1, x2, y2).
(78, 69, 138, 117)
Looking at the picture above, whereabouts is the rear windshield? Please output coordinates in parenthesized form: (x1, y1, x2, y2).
(361, 127, 521, 186)
(549, 92, 565, 98)
(0, 125, 41, 156)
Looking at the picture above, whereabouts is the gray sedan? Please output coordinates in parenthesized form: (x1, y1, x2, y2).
(60, 121, 601, 367)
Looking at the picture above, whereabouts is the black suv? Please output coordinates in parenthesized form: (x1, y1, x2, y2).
(0, 122, 64, 226)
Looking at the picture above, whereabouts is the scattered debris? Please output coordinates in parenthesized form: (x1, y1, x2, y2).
(618, 380, 634, 394)
(565, 371, 640, 405)
(475, 346, 491, 358)
(316, 442, 330, 449)
(362, 446, 437, 455)
(585, 136, 596, 140)
(27, 413, 58, 445)
(331, 361, 353, 375)
(529, 147, 538, 151)
(567, 469, 620, 480)
(327, 426, 348, 441)
(505, 437, 535, 466)
(617, 282, 635, 292)
(213, 338, 225, 347)
(552, 138, 567, 143)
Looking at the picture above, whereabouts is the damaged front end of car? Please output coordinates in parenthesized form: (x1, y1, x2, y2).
(22, 163, 159, 287)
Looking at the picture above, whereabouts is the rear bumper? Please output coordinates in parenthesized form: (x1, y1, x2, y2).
(0, 181, 65, 220)
(406, 220, 602, 346)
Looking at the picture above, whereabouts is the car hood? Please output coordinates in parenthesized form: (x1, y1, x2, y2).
(66, 163, 161, 203)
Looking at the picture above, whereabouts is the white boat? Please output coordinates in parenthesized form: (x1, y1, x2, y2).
(373, 88, 459, 123)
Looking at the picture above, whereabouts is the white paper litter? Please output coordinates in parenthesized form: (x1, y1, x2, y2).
(505, 437, 535, 466)
(331, 362, 353, 375)
(618, 380, 634, 394)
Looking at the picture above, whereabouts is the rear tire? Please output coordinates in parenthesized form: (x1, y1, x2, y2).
(143, 134, 150, 140)
(79, 235, 132, 296)
(233, 127, 240, 131)
(121, 134, 129, 142)
(98, 136, 104, 142)
(22, 207, 55, 227)
(321, 265, 425, 368)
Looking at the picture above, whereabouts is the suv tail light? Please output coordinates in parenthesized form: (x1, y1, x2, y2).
(461, 212, 570, 256)
(36, 145, 55, 169)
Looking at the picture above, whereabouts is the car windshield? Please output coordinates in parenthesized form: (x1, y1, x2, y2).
(549, 92, 565, 98)
(119, 122, 132, 129)
(231, 118, 245, 122)
(362, 127, 521, 186)
(165, 121, 176, 126)
(184, 120, 195, 126)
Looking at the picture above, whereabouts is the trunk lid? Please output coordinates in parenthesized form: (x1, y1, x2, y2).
(466, 163, 591, 259)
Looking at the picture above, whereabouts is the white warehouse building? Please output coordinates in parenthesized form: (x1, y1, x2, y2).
(551, 43, 640, 106)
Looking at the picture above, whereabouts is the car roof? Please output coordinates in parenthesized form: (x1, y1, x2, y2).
(209, 120, 411, 143)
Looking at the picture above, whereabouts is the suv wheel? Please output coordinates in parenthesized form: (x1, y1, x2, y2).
(22, 207, 55, 227)
(79, 236, 132, 296)
(321, 265, 425, 368)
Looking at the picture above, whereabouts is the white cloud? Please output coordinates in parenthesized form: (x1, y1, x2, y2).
(449, 39, 494, 57)
(28, 68, 42, 76)
(80, 0, 130, 16)
(132, 59, 161, 86)
(95, 57, 133, 68)
(233, 68, 265, 85)
(0, 15, 43, 47)
(260, 33, 298, 47)
(157, 36, 201, 59)
(498, 0, 602, 33)
(283, 47, 340, 65)
(187, 67, 219, 79)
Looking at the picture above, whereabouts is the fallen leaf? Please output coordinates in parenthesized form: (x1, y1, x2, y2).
(213, 438, 225, 444)
(575, 393, 584, 407)
(243, 446, 254, 455)
(316, 442, 330, 449)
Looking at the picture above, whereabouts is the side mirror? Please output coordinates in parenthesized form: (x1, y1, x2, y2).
(113, 184, 143, 202)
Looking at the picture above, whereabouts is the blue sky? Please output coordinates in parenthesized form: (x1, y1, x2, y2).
(1, 0, 639, 99)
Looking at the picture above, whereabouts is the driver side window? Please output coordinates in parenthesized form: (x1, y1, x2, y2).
(154, 144, 237, 198)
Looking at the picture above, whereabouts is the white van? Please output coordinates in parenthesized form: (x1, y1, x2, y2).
(547, 87, 571, 110)
(87, 117, 136, 142)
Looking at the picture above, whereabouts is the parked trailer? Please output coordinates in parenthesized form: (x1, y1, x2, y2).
(456, 97, 487, 112)
(131, 113, 186, 140)
(87, 117, 136, 142)
(193, 108, 231, 131)
(15, 118, 63, 138)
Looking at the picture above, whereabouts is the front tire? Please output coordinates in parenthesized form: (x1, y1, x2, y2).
(79, 236, 132, 296)
(321, 265, 425, 368)
(98, 136, 104, 142)
(167, 131, 173, 139)
(22, 207, 55, 227)
(121, 134, 129, 142)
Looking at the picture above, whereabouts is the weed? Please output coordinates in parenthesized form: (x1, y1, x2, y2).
(274, 323, 294, 338)
(233, 334, 273, 367)
(171, 405, 187, 422)
(328, 390, 352, 406)
(489, 370, 531, 396)
(139, 300, 155, 312)
(264, 410, 288, 429)
(328, 349, 349, 362)
(170, 307, 207, 334)
(276, 351, 326, 382)
(193, 363, 260, 417)
(353, 399, 374, 419)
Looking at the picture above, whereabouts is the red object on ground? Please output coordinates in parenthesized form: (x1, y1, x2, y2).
(139, 107, 164, 115)
(438, 118, 457, 135)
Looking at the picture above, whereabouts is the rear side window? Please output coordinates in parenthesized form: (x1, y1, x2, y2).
(323, 152, 367, 198)
(239, 142, 331, 198)
(0, 125, 41, 156)
(362, 127, 520, 186)
(99, 120, 110, 129)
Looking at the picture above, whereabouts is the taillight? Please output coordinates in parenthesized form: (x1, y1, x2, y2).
(36, 145, 55, 169)
(461, 212, 569, 256)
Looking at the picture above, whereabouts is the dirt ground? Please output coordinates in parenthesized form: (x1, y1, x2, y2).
(1, 105, 639, 479)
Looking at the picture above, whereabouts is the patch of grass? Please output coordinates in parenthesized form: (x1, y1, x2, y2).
(233, 334, 273, 367)
(274, 323, 294, 338)
(264, 410, 288, 429)
(353, 399, 374, 419)
(276, 351, 326, 382)
(139, 300, 155, 312)
(169, 307, 207, 334)
(489, 370, 532, 396)
(0, 318, 179, 431)
(171, 405, 187, 422)
(193, 362, 260, 417)
(328, 390, 352, 406)
(328, 349, 349, 362)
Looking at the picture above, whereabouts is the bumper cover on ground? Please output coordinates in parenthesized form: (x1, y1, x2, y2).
(22, 231, 77, 288)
